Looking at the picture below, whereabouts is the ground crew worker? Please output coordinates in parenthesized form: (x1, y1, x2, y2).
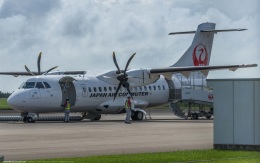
(125, 95, 132, 124)
(63, 98, 71, 122)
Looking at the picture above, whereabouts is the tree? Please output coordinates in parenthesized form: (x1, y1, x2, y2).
(0, 91, 11, 98)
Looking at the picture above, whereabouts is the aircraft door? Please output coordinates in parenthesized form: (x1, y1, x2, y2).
(59, 77, 77, 106)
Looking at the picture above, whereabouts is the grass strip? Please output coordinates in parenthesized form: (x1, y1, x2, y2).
(30, 149, 260, 163)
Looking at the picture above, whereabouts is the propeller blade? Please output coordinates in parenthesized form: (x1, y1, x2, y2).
(37, 52, 42, 75)
(113, 81, 123, 101)
(125, 82, 134, 100)
(124, 53, 136, 74)
(24, 65, 35, 76)
(111, 52, 137, 101)
(113, 52, 121, 74)
(46, 66, 58, 73)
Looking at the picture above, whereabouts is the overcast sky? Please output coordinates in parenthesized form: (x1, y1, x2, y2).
(0, 0, 259, 92)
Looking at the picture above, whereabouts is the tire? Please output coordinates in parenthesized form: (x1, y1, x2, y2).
(206, 115, 211, 119)
(132, 111, 143, 121)
(27, 117, 35, 123)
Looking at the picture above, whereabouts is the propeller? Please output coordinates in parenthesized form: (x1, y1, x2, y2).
(112, 52, 136, 100)
(24, 52, 58, 75)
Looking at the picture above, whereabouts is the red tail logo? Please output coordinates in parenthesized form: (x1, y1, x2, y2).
(193, 45, 208, 66)
(208, 93, 213, 100)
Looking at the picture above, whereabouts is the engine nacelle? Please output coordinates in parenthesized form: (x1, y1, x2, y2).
(126, 69, 159, 87)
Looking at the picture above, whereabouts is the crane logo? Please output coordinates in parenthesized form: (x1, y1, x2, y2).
(208, 93, 213, 100)
(193, 44, 208, 66)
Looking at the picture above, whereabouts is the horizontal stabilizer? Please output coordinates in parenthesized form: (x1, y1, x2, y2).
(201, 29, 247, 33)
(169, 31, 196, 35)
(169, 28, 247, 35)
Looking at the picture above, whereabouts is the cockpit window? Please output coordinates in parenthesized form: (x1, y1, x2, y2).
(18, 82, 25, 89)
(43, 82, 51, 88)
(36, 82, 45, 89)
(22, 82, 36, 89)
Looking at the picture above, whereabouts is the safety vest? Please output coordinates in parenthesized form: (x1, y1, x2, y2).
(125, 99, 131, 109)
(65, 101, 71, 110)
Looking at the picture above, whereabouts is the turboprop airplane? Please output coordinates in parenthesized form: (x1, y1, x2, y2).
(2, 22, 257, 122)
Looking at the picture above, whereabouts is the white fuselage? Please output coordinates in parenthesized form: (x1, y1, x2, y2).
(7, 74, 170, 114)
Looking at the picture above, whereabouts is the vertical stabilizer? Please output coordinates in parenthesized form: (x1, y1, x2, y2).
(171, 23, 216, 70)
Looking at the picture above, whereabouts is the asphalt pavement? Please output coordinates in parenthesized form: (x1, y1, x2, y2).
(0, 108, 213, 161)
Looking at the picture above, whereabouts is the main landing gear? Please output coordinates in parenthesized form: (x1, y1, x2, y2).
(131, 111, 144, 121)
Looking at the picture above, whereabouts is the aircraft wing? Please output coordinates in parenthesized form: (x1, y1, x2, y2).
(0, 72, 37, 77)
(0, 71, 87, 77)
(149, 64, 257, 78)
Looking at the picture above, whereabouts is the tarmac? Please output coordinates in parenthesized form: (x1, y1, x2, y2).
(0, 109, 213, 161)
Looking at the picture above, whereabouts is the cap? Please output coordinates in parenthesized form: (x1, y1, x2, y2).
(127, 94, 131, 98)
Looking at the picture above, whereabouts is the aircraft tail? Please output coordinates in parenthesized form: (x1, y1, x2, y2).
(169, 22, 247, 78)
(171, 23, 215, 69)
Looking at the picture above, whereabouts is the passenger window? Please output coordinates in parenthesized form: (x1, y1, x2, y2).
(139, 86, 142, 91)
(109, 87, 112, 91)
(43, 82, 51, 88)
(94, 87, 97, 92)
(104, 87, 107, 92)
(134, 87, 137, 91)
(88, 87, 92, 92)
(36, 82, 45, 89)
(149, 86, 152, 91)
(22, 82, 35, 89)
(163, 85, 165, 90)
(99, 87, 102, 92)
(114, 87, 117, 91)
(158, 85, 161, 90)
(144, 86, 147, 91)
(153, 85, 156, 90)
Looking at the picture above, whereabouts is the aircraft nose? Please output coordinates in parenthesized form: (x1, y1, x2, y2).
(7, 93, 21, 109)
(7, 93, 20, 109)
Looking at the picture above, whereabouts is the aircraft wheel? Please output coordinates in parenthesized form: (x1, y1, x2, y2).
(27, 117, 35, 123)
(132, 111, 143, 121)
(93, 115, 101, 121)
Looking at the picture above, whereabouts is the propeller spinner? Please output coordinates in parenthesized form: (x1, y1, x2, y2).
(24, 52, 58, 75)
(112, 52, 136, 100)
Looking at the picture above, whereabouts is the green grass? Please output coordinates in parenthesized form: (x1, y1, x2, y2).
(0, 98, 11, 110)
(32, 150, 260, 163)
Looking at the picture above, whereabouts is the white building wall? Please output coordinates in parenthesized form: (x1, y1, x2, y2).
(207, 78, 260, 149)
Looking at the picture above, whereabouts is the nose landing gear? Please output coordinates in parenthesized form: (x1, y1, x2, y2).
(21, 112, 37, 123)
